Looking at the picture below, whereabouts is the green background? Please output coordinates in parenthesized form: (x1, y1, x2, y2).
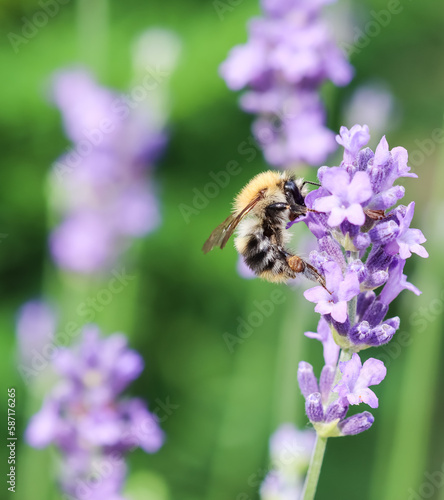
(1, 0, 443, 499)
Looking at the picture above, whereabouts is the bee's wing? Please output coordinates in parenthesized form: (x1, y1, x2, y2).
(202, 190, 266, 253)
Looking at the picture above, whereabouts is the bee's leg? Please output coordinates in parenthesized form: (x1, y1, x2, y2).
(287, 255, 330, 293)
(265, 202, 290, 215)
(364, 208, 387, 220)
(288, 204, 308, 221)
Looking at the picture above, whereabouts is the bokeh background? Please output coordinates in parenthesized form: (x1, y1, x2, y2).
(1, 0, 444, 499)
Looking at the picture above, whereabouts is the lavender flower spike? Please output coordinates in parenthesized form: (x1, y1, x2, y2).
(49, 59, 172, 274)
(220, 0, 353, 167)
(26, 325, 164, 499)
(295, 123, 426, 498)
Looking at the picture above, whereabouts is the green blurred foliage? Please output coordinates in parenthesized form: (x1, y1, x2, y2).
(0, 0, 443, 499)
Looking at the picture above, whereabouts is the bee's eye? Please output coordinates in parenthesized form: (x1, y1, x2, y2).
(284, 180, 305, 206)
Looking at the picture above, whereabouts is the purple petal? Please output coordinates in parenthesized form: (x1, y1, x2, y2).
(337, 272, 360, 302)
(358, 358, 387, 387)
(330, 301, 348, 323)
(348, 171, 372, 204)
(321, 168, 351, 198)
(338, 353, 361, 390)
(314, 195, 341, 212)
(328, 207, 347, 227)
(348, 387, 379, 408)
(304, 286, 330, 304)
(344, 204, 366, 226)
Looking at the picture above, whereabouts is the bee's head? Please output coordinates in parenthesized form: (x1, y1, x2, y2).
(284, 179, 306, 207)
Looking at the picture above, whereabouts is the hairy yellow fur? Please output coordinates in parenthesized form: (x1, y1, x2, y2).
(234, 171, 289, 213)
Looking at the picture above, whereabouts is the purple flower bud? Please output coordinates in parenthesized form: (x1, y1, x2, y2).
(368, 185, 405, 210)
(325, 398, 349, 422)
(330, 316, 350, 336)
(320, 365, 336, 404)
(353, 232, 371, 250)
(366, 246, 393, 274)
(318, 236, 346, 269)
(356, 291, 376, 321)
(370, 322, 396, 346)
(347, 259, 368, 283)
(338, 412, 374, 436)
(390, 204, 407, 220)
(340, 220, 360, 238)
(384, 316, 400, 330)
(360, 300, 389, 327)
(357, 147, 374, 171)
(309, 250, 330, 275)
(349, 321, 371, 345)
(336, 125, 370, 163)
(297, 362, 319, 398)
(369, 220, 399, 245)
(305, 393, 324, 422)
(362, 270, 389, 290)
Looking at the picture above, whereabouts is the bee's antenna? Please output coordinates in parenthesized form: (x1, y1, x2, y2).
(302, 180, 321, 188)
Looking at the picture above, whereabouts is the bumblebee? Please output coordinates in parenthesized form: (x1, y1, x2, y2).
(202, 170, 327, 290)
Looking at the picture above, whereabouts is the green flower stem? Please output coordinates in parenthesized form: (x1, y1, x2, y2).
(300, 434, 328, 500)
(301, 247, 358, 500)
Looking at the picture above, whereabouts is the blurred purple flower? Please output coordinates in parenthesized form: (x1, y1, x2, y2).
(16, 300, 56, 363)
(237, 254, 256, 279)
(343, 83, 398, 138)
(220, 0, 353, 167)
(26, 325, 163, 499)
(49, 67, 167, 275)
(260, 423, 315, 500)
